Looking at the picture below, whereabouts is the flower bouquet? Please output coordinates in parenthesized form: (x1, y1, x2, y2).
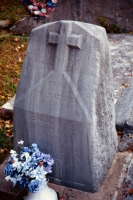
(22, 0, 57, 20)
(4, 141, 54, 193)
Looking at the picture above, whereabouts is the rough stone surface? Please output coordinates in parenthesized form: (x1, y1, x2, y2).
(108, 34, 133, 133)
(10, 0, 133, 35)
(108, 34, 133, 105)
(5, 34, 133, 107)
(1, 95, 15, 119)
(118, 134, 133, 152)
(115, 77, 133, 131)
(117, 153, 133, 200)
(13, 21, 117, 192)
(10, 18, 44, 36)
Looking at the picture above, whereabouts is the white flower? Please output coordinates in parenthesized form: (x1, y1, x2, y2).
(16, 174, 22, 181)
(12, 158, 21, 169)
(5, 176, 17, 187)
(52, 0, 57, 3)
(10, 150, 18, 158)
(30, 166, 47, 181)
(21, 162, 30, 175)
(34, 11, 40, 15)
(5, 175, 11, 181)
(18, 140, 24, 145)
(10, 150, 16, 154)
(41, 9, 46, 13)
(21, 152, 31, 162)
(28, 5, 33, 10)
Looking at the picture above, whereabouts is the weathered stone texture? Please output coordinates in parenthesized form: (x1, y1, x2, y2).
(46, 0, 133, 32)
(11, 0, 133, 35)
(13, 21, 117, 192)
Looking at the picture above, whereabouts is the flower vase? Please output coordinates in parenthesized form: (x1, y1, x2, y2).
(24, 184, 58, 200)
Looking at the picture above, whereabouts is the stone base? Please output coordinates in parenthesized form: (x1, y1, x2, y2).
(0, 152, 132, 200)
(48, 152, 132, 200)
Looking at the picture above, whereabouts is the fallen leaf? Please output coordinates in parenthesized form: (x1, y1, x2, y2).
(0, 149, 4, 154)
(128, 188, 133, 195)
(14, 37, 19, 42)
(6, 124, 11, 128)
(18, 57, 22, 62)
(6, 130, 13, 138)
(5, 120, 10, 125)
(117, 131, 122, 135)
(125, 83, 130, 87)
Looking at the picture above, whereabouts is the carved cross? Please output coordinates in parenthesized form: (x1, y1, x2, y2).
(48, 22, 83, 72)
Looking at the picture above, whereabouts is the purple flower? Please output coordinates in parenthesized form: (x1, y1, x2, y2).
(28, 180, 40, 193)
(44, 165, 52, 173)
(43, 154, 54, 166)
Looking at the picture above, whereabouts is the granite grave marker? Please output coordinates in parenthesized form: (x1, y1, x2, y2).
(116, 78, 133, 133)
(14, 21, 117, 192)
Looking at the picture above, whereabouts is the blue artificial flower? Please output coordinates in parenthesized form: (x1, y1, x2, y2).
(44, 165, 52, 173)
(8, 157, 14, 164)
(22, 0, 30, 6)
(4, 163, 14, 176)
(28, 180, 40, 193)
(21, 147, 32, 154)
(31, 144, 39, 152)
(4, 141, 54, 193)
(40, 16, 45, 20)
(43, 154, 54, 166)
(32, 151, 44, 163)
(47, 1, 56, 8)
(19, 179, 29, 189)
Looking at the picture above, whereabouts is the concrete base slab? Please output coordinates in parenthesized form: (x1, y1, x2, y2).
(0, 152, 132, 200)
(48, 152, 132, 200)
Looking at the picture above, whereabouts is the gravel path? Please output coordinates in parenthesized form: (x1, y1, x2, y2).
(108, 34, 133, 104)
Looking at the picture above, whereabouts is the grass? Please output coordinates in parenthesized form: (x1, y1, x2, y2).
(0, 0, 27, 25)
(0, 35, 29, 163)
(0, 35, 28, 106)
(0, 0, 29, 163)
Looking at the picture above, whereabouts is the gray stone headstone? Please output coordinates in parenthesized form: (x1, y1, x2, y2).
(13, 21, 117, 192)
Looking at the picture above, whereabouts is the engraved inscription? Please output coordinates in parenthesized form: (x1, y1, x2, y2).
(32, 90, 78, 104)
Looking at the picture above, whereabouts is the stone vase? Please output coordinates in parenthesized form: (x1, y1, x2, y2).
(24, 184, 58, 200)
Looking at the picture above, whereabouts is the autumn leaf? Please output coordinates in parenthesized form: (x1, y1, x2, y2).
(6, 130, 13, 138)
(128, 188, 133, 195)
(0, 149, 4, 154)
(14, 37, 19, 42)
(117, 131, 122, 135)
(5, 120, 10, 125)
